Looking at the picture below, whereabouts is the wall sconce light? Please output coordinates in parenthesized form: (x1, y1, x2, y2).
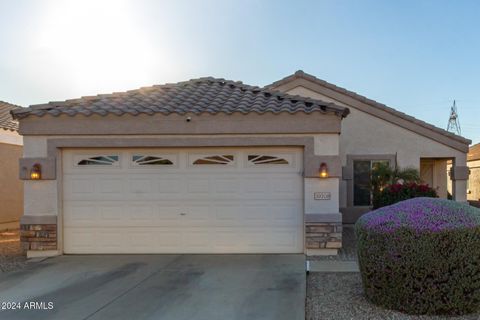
(30, 163, 41, 180)
(319, 162, 328, 178)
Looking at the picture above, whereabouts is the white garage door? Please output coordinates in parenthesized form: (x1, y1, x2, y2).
(62, 148, 304, 254)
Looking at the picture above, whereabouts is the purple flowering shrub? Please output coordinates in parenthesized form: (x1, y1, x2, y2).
(356, 197, 480, 315)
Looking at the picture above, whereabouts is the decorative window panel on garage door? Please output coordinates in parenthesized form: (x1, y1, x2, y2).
(191, 154, 235, 165)
(247, 154, 292, 165)
(76, 155, 120, 166)
(62, 148, 304, 254)
(132, 155, 175, 166)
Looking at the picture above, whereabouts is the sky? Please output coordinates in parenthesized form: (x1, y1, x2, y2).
(0, 0, 479, 144)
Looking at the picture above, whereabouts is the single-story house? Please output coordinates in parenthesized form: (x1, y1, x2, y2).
(467, 143, 480, 205)
(11, 72, 471, 258)
(0, 101, 23, 229)
(267, 71, 470, 222)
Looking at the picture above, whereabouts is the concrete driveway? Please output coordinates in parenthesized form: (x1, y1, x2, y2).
(0, 254, 305, 320)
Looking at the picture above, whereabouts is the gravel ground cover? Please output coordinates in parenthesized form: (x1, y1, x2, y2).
(306, 272, 480, 320)
(307, 221, 480, 319)
(0, 229, 28, 272)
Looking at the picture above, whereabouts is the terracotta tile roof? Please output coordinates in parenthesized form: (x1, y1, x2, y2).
(0, 101, 21, 131)
(11, 77, 349, 120)
(266, 70, 471, 146)
(469, 143, 480, 161)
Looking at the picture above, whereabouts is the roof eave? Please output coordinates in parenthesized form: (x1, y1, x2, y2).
(12, 77, 351, 120)
(266, 71, 471, 149)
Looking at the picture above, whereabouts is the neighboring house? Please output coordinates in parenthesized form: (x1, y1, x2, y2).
(467, 143, 480, 205)
(0, 101, 23, 229)
(11, 73, 470, 258)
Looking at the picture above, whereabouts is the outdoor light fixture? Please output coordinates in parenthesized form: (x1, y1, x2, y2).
(30, 163, 41, 180)
(319, 162, 328, 178)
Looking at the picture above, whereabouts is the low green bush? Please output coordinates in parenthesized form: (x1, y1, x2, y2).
(372, 182, 437, 209)
(356, 198, 480, 315)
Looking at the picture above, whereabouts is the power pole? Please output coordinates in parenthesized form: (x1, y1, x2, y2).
(447, 100, 461, 135)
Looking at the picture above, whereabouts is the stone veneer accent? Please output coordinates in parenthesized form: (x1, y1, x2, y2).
(305, 222, 342, 249)
(20, 224, 57, 251)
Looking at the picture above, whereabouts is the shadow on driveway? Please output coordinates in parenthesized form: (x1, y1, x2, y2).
(0, 254, 305, 320)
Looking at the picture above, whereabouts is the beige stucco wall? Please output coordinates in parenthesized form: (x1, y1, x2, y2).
(313, 134, 339, 155)
(310, 134, 340, 214)
(22, 133, 341, 218)
(339, 107, 465, 167)
(420, 159, 448, 199)
(0, 130, 23, 225)
(305, 178, 339, 214)
(19, 112, 343, 136)
(23, 136, 56, 217)
(287, 87, 465, 166)
(0, 128, 23, 145)
(23, 136, 48, 157)
(468, 159, 480, 201)
(285, 86, 468, 211)
(434, 159, 448, 199)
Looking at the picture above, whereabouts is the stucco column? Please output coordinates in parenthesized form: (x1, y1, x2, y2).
(452, 179, 468, 202)
(304, 177, 342, 255)
(451, 155, 469, 203)
(20, 137, 60, 258)
(304, 134, 342, 256)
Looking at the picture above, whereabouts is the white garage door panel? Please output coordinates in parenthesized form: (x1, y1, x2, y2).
(64, 227, 299, 254)
(64, 201, 301, 227)
(64, 174, 302, 201)
(63, 148, 304, 254)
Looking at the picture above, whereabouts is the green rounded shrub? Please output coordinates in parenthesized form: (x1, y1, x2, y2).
(356, 198, 480, 315)
(372, 182, 438, 209)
